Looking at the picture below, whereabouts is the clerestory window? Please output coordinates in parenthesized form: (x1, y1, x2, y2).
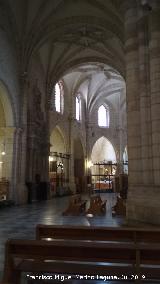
(55, 82, 64, 113)
(98, 105, 109, 127)
(76, 97, 81, 121)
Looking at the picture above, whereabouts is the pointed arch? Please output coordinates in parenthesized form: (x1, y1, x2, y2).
(91, 136, 116, 163)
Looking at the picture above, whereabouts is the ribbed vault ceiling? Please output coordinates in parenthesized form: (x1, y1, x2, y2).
(3, 0, 125, 87)
(62, 62, 126, 114)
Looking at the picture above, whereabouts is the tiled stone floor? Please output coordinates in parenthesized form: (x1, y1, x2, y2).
(0, 193, 157, 283)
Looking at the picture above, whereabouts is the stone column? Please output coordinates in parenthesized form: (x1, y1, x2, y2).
(26, 136, 35, 182)
(147, 6, 160, 222)
(125, 1, 145, 222)
(126, 1, 160, 224)
(12, 126, 28, 203)
(125, 1, 142, 186)
(149, 9, 160, 185)
(12, 75, 29, 204)
(138, 10, 153, 185)
(41, 142, 50, 182)
(68, 116, 76, 193)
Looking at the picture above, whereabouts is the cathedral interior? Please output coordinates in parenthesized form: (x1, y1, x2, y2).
(0, 0, 160, 283)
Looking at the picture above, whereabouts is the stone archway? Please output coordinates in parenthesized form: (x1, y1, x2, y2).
(0, 81, 15, 200)
(91, 136, 117, 164)
(73, 138, 85, 193)
(90, 137, 117, 190)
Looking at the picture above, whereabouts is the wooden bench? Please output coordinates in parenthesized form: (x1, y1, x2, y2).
(36, 224, 160, 244)
(86, 194, 107, 215)
(62, 194, 87, 215)
(2, 240, 135, 283)
(2, 238, 160, 284)
(112, 195, 126, 216)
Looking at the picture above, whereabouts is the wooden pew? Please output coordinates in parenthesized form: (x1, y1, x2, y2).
(36, 224, 135, 242)
(62, 194, 87, 215)
(2, 239, 136, 284)
(112, 195, 126, 216)
(2, 238, 160, 284)
(35, 224, 160, 244)
(86, 194, 107, 215)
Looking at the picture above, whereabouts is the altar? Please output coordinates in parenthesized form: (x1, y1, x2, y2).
(95, 180, 112, 190)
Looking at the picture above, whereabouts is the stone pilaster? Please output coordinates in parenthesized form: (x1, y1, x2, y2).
(149, 9, 160, 185)
(12, 75, 28, 204)
(12, 127, 28, 204)
(138, 12, 153, 185)
(68, 117, 76, 193)
(125, 1, 150, 223)
(125, 1, 142, 187)
(126, 1, 160, 224)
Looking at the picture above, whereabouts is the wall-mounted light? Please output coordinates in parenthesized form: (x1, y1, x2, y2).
(1, 141, 6, 156)
(49, 156, 54, 162)
(87, 160, 93, 169)
(0, 161, 3, 164)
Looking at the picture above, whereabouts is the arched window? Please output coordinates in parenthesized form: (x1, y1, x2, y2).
(76, 97, 81, 121)
(98, 105, 109, 127)
(55, 82, 64, 113)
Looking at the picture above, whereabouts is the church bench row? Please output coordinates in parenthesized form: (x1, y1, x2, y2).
(86, 195, 107, 215)
(62, 194, 107, 216)
(62, 194, 87, 215)
(36, 224, 160, 244)
(2, 238, 160, 284)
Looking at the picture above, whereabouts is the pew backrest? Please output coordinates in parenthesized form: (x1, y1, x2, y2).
(2, 239, 135, 284)
(3, 238, 160, 284)
(36, 224, 160, 244)
(62, 195, 87, 215)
